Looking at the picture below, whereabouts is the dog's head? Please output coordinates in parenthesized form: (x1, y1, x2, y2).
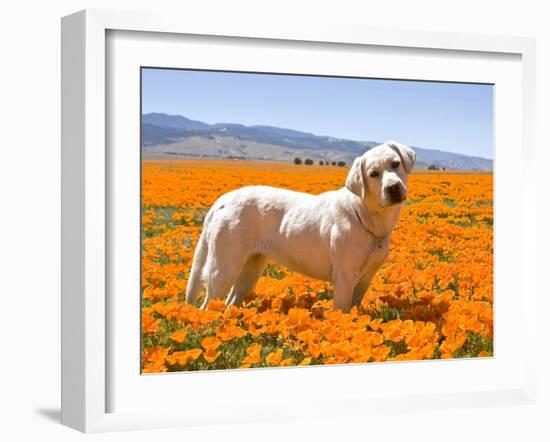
(345, 140, 416, 209)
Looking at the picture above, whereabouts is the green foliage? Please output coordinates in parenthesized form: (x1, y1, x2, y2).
(370, 304, 403, 322)
(453, 332, 493, 358)
(263, 263, 286, 280)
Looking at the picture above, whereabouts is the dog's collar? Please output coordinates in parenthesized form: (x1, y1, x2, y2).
(352, 206, 388, 248)
(365, 227, 388, 249)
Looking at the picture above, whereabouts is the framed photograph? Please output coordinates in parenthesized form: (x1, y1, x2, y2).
(61, 9, 538, 432)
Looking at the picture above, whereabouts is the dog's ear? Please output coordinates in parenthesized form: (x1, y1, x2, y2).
(345, 154, 367, 199)
(387, 140, 416, 173)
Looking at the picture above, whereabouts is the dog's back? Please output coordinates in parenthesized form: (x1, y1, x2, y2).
(185, 185, 335, 306)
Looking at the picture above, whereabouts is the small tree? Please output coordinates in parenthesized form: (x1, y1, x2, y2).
(337, 161, 346, 167)
(293, 157, 302, 165)
(427, 164, 439, 170)
(319, 160, 324, 166)
(331, 161, 337, 166)
(304, 158, 314, 165)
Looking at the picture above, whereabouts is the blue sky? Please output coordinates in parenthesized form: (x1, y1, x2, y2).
(142, 68, 494, 159)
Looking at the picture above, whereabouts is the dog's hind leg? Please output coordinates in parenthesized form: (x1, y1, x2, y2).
(226, 254, 267, 306)
(199, 246, 249, 310)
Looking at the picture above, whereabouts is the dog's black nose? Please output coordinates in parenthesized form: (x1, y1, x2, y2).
(386, 183, 405, 203)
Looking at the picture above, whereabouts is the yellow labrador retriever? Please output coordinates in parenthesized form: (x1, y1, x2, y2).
(185, 140, 415, 312)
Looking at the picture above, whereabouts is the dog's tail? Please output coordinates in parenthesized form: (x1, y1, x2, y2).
(184, 232, 208, 305)
(184, 207, 215, 305)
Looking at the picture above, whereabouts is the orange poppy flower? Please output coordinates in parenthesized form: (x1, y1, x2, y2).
(216, 325, 247, 341)
(242, 343, 262, 365)
(166, 348, 202, 366)
(266, 349, 283, 366)
(170, 328, 188, 343)
(203, 348, 221, 363)
(207, 299, 226, 311)
(201, 336, 222, 351)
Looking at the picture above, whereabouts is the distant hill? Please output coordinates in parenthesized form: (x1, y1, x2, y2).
(142, 113, 210, 131)
(141, 112, 493, 171)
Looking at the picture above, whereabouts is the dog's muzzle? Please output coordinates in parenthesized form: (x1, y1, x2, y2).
(386, 182, 406, 204)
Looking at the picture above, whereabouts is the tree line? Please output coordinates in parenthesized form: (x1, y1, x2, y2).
(293, 158, 346, 167)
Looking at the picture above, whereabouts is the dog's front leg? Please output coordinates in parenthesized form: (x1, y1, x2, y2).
(332, 273, 358, 313)
(352, 253, 389, 308)
(351, 279, 371, 308)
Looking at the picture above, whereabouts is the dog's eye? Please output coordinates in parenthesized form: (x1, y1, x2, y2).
(369, 170, 380, 178)
(391, 161, 400, 169)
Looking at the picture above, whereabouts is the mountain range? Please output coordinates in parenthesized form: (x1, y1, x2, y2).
(141, 112, 493, 171)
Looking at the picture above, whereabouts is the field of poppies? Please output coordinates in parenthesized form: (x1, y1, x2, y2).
(141, 159, 493, 373)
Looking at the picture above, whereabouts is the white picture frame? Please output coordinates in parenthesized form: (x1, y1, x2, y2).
(61, 9, 538, 433)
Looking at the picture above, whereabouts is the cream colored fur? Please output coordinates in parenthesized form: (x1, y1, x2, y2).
(185, 140, 416, 313)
